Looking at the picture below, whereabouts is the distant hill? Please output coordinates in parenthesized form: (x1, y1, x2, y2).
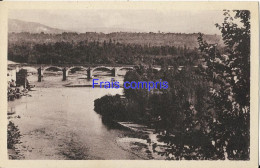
(8, 19, 224, 48)
(8, 19, 68, 34)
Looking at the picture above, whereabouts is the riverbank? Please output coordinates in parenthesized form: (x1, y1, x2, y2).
(8, 78, 34, 159)
(114, 121, 173, 160)
(27, 74, 125, 88)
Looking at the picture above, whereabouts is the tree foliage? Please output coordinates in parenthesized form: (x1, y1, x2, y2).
(8, 40, 197, 65)
(197, 10, 250, 160)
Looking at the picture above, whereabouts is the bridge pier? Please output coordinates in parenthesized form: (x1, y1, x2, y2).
(62, 67, 67, 81)
(111, 68, 116, 77)
(87, 67, 91, 80)
(37, 67, 42, 82)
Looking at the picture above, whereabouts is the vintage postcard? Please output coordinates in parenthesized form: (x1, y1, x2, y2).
(0, 1, 258, 168)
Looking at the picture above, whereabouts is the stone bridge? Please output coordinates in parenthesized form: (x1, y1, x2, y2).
(20, 65, 163, 82)
(35, 66, 137, 82)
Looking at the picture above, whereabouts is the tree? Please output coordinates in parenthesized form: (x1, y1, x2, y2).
(197, 10, 250, 160)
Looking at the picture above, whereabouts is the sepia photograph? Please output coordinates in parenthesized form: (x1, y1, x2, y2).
(0, 1, 259, 168)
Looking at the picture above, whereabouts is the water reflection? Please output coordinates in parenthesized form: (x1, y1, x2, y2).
(101, 117, 127, 131)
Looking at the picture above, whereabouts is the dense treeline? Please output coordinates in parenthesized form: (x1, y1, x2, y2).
(94, 10, 250, 160)
(8, 31, 223, 65)
(9, 32, 223, 48)
(8, 39, 204, 65)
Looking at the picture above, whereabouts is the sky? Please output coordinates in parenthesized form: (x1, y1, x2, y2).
(9, 9, 224, 34)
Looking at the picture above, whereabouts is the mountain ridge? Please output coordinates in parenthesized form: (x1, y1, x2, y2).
(8, 19, 69, 34)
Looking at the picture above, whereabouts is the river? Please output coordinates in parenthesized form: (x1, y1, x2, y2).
(8, 71, 150, 160)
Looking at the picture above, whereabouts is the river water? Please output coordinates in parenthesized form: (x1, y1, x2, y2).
(8, 72, 147, 160)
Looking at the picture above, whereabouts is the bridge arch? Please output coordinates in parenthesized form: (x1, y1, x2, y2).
(42, 66, 63, 75)
(21, 67, 38, 74)
(66, 66, 88, 75)
(152, 67, 161, 72)
(91, 66, 113, 77)
(116, 67, 134, 76)
(117, 67, 134, 71)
